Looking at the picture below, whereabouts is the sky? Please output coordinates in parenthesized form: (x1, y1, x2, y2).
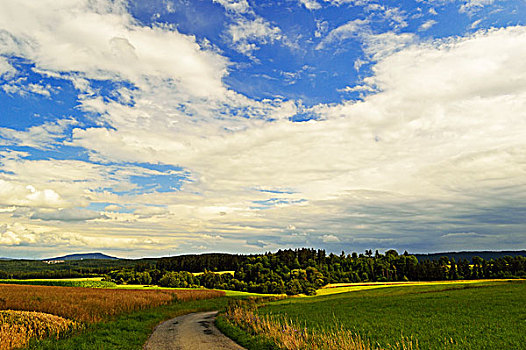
(0, 0, 525, 259)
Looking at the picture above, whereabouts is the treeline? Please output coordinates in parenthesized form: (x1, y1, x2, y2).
(0, 259, 137, 279)
(105, 249, 526, 295)
(415, 250, 526, 262)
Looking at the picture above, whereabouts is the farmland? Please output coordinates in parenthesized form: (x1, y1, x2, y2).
(0, 310, 79, 350)
(223, 280, 525, 349)
(0, 283, 225, 349)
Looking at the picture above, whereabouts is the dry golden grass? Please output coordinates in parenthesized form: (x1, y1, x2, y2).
(224, 302, 418, 350)
(0, 283, 224, 323)
(0, 310, 79, 350)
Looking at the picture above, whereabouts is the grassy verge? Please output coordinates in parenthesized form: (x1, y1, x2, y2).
(215, 315, 279, 350)
(27, 297, 231, 350)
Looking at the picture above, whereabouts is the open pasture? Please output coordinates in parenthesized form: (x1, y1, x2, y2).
(259, 280, 526, 349)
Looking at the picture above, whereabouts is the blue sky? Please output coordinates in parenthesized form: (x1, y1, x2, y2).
(1, 0, 526, 258)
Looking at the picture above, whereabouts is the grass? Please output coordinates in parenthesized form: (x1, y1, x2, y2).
(216, 314, 279, 350)
(28, 297, 232, 350)
(220, 301, 402, 350)
(257, 280, 526, 349)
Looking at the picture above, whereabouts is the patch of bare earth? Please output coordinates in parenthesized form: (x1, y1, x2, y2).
(143, 311, 245, 350)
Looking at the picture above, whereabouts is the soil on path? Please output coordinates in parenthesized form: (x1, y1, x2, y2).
(143, 311, 246, 350)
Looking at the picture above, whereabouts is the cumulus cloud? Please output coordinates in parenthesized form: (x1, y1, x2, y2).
(299, 0, 322, 10)
(63, 24, 526, 253)
(0, 223, 36, 246)
(0, 180, 66, 209)
(0, 0, 229, 99)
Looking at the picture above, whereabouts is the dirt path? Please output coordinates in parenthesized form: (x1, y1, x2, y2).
(143, 311, 246, 350)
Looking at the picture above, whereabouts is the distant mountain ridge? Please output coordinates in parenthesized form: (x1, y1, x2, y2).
(414, 250, 526, 262)
(44, 253, 119, 261)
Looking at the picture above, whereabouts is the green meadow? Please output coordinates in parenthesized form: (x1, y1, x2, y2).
(256, 280, 526, 349)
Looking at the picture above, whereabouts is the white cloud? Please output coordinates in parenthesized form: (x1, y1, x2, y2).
(227, 17, 283, 56)
(213, 0, 251, 14)
(30, 208, 106, 222)
(419, 19, 437, 31)
(316, 19, 369, 50)
(0, 118, 77, 149)
(133, 206, 169, 218)
(322, 234, 340, 243)
(104, 205, 121, 212)
(323, 0, 372, 5)
(362, 31, 416, 60)
(460, 0, 494, 15)
(0, 223, 37, 245)
(299, 0, 322, 10)
(381, 7, 408, 29)
(2, 0, 526, 255)
(317, 20, 415, 59)
(0, 0, 229, 99)
(338, 84, 376, 93)
(471, 19, 482, 29)
(0, 180, 66, 209)
(0, 57, 15, 78)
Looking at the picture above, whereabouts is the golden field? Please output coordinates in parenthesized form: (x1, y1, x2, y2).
(0, 310, 79, 350)
(0, 284, 225, 349)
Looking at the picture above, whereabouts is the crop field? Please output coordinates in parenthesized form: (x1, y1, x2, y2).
(0, 283, 225, 349)
(0, 310, 79, 350)
(0, 283, 224, 323)
(250, 280, 526, 349)
(315, 279, 510, 296)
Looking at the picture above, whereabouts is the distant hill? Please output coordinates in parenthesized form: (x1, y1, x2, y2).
(414, 250, 526, 262)
(44, 253, 119, 261)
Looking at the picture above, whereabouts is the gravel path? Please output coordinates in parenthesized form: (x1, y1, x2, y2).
(143, 311, 246, 350)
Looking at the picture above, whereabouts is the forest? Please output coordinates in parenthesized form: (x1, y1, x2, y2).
(105, 249, 526, 295)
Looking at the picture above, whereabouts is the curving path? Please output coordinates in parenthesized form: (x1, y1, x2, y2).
(143, 311, 246, 350)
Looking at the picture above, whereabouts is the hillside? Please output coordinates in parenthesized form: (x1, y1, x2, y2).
(44, 253, 119, 261)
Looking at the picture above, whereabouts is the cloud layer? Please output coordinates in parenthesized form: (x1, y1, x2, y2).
(1, 0, 525, 258)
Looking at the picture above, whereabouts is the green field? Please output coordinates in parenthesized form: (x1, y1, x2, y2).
(257, 280, 525, 349)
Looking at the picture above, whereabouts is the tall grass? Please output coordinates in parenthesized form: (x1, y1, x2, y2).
(0, 310, 79, 350)
(223, 300, 417, 350)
